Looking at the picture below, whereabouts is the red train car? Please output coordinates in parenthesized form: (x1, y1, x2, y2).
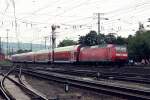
(12, 52, 35, 63)
(23, 52, 35, 62)
(79, 44, 127, 64)
(113, 45, 128, 62)
(53, 45, 80, 63)
(34, 50, 50, 63)
(11, 44, 128, 65)
(79, 45, 110, 62)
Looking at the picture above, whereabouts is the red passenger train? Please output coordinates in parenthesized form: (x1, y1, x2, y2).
(11, 44, 128, 65)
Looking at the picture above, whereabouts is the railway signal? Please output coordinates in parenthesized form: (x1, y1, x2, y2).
(51, 24, 60, 63)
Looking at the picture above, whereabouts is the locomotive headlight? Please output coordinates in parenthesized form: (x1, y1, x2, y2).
(116, 53, 121, 56)
(116, 53, 127, 56)
(122, 54, 127, 56)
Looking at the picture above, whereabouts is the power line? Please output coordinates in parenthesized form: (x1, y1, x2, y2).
(1, 0, 150, 36)
(20, 0, 78, 19)
(105, 0, 150, 18)
(1, 1, 149, 28)
(55, 0, 89, 16)
(31, 0, 61, 14)
(62, 16, 93, 23)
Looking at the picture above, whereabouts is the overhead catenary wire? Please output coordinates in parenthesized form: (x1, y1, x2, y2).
(20, 0, 82, 19)
(1, 0, 150, 45)
(1, 0, 150, 27)
(105, 0, 150, 18)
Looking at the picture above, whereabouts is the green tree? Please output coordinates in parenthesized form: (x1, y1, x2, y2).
(79, 31, 127, 46)
(16, 49, 32, 54)
(83, 31, 98, 46)
(78, 36, 86, 45)
(79, 31, 105, 46)
(127, 31, 150, 63)
(105, 33, 117, 44)
(115, 36, 127, 45)
(58, 39, 77, 47)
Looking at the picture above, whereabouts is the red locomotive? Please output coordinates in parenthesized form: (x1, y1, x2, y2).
(11, 44, 128, 65)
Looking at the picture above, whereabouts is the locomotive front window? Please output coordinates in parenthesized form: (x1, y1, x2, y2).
(115, 47, 127, 52)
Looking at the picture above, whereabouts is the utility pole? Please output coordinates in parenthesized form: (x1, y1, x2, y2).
(8, 46, 10, 55)
(51, 25, 56, 63)
(12, 0, 20, 51)
(0, 37, 1, 54)
(6, 29, 9, 56)
(95, 13, 108, 34)
(40, 40, 43, 49)
(98, 13, 100, 34)
(11, 47, 14, 55)
(44, 36, 48, 49)
(18, 41, 20, 50)
(30, 42, 32, 51)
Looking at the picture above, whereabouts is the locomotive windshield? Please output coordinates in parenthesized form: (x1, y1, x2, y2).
(115, 46, 127, 52)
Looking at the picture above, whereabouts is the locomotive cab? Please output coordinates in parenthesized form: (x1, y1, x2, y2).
(115, 45, 128, 62)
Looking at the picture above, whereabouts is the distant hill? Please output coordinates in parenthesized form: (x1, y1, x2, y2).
(1, 42, 48, 54)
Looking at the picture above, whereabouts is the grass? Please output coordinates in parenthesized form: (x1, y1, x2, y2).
(0, 60, 13, 66)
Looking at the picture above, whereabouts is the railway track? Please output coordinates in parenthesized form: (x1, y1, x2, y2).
(0, 66, 49, 100)
(31, 67, 150, 84)
(19, 63, 150, 82)
(20, 68, 150, 100)
(0, 76, 14, 100)
(0, 66, 16, 100)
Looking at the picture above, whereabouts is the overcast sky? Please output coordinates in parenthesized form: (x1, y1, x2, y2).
(0, 0, 150, 45)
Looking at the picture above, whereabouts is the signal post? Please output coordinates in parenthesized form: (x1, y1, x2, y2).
(51, 25, 60, 63)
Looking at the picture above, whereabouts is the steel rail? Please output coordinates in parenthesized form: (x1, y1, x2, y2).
(17, 67, 50, 100)
(22, 69, 150, 100)
(0, 65, 17, 100)
(37, 68, 150, 84)
(0, 65, 49, 100)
